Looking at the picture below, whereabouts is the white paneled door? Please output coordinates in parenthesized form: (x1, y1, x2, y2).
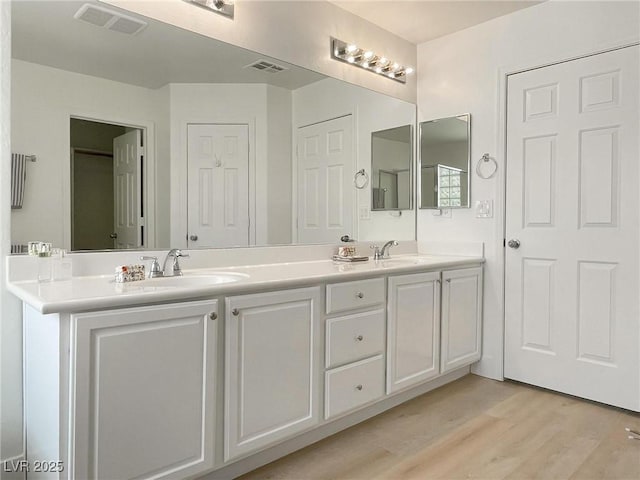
(297, 115, 354, 243)
(188, 124, 249, 248)
(505, 46, 639, 411)
(113, 129, 142, 249)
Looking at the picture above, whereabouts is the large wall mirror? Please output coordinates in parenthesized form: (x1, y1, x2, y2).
(419, 114, 471, 209)
(371, 125, 412, 211)
(9, 1, 416, 253)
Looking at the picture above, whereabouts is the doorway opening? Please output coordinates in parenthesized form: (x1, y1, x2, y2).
(70, 118, 145, 250)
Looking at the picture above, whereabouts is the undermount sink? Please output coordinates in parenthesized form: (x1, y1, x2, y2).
(379, 256, 435, 266)
(141, 271, 249, 287)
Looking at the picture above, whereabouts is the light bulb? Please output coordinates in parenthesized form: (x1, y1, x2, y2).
(391, 62, 400, 71)
(363, 51, 374, 60)
(346, 44, 358, 54)
(375, 66, 383, 74)
(405, 67, 414, 75)
(379, 57, 389, 66)
(347, 56, 356, 63)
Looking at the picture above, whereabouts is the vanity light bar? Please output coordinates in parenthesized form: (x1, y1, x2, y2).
(184, 0, 234, 19)
(331, 37, 414, 84)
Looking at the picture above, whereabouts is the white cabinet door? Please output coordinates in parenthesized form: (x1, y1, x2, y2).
(70, 300, 218, 480)
(441, 267, 483, 374)
(387, 272, 441, 394)
(225, 287, 321, 461)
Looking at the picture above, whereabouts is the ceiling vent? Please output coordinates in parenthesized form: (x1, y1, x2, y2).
(74, 4, 147, 35)
(245, 60, 289, 74)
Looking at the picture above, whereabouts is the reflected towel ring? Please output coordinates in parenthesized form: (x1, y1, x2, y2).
(354, 169, 369, 189)
(476, 153, 498, 179)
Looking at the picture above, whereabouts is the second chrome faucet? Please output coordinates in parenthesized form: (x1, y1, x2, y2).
(370, 240, 399, 260)
(141, 249, 190, 278)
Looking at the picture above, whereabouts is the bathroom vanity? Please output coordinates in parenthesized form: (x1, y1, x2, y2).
(9, 251, 483, 480)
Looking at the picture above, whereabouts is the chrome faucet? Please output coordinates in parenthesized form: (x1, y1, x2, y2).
(162, 249, 190, 277)
(370, 240, 399, 260)
(140, 249, 190, 278)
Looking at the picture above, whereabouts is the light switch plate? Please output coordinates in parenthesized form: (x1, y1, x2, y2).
(476, 200, 493, 218)
(359, 205, 371, 220)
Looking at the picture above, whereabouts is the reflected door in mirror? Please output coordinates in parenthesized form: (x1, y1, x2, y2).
(297, 116, 354, 244)
(70, 119, 145, 251)
(114, 130, 143, 249)
(187, 124, 250, 248)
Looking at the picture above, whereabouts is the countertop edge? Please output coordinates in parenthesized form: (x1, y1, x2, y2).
(9, 256, 484, 315)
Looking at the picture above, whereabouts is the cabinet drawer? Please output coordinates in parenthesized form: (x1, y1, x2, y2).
(325, 355, 384, 419)
(326, 309, 385, 368)
(326, 278, 385, 314)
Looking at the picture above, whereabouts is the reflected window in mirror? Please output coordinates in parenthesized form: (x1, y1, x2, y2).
(419, 114, 471, 209)
(371, 125, 413, 211)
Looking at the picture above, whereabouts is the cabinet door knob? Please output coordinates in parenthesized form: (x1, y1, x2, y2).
(190, 235, 199, 241)
(355, 292, 364, 299)
(355, 384, 363, 391)
(446, 279, 451, 283)
(209, 312, 217, 321)
(231, 308, 240, 316)
(356, 335, 364, 342)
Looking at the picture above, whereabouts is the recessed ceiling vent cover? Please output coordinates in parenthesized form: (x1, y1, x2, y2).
(74, 4, 147, 35)
(245, 60, 289, 74)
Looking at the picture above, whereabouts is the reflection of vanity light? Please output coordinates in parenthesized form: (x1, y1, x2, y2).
(184, 0, 234, 19)
(331, 38, 414, 84)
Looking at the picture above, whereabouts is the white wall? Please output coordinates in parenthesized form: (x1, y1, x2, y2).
(11, 59, 167, 250)
(293, 78, 416, 243)
(416, 0, 640, 380)
(104, 0, 417, 104)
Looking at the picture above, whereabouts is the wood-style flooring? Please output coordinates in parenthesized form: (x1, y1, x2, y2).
(238, 374, 640, 480)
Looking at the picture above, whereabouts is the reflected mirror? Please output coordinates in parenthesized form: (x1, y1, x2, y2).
(371, 125, 412, 211)
(419, 114, 470, 209)
(10, 0, 416, 252)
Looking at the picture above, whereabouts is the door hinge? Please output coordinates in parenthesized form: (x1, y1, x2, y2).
(503, 238, 506, 247)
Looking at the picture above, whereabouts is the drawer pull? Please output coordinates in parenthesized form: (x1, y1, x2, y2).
(209, 312, 217, 321)
(355, 292, 364, 299)
(356, 384, 363, 391)
(231, 308, 240, 316)
(356, 335, 364, 342)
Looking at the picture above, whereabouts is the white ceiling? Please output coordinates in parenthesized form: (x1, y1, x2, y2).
(329, 0, 544, 45)
(11, 1, 325, 90)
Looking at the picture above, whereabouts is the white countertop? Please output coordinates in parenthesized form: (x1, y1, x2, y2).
(8, 254, 483, 314)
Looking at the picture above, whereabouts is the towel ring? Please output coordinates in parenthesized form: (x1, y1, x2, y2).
(353, 169, 369, 189)
(476, 153, 498, 179)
